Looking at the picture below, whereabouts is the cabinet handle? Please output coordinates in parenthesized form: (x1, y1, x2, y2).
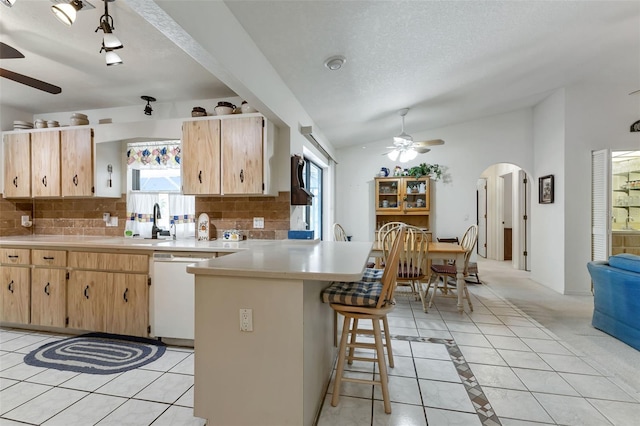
(73, 174, 78, 186)
(42, 176, 47, 187)
(123, 288, 129, 303)
(12, 176, 18, 188)
(44, 282, 50, 296)
(43, 256, 55, 260)
(198, 170, 202, 183)
(8, 280, 14, 293)
(7, 255, 18, 259)
(240, 169, 244, 183)
(84, 285, 89, 299)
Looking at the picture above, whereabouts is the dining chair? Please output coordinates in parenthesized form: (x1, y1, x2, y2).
(382, 224, 430, 301)
(333, 223, 348, 241)
(321, 225, 406, 414)
(374, 221, 405, 268)
(425, 224, 478, 311)
(436, 236, 481, 283)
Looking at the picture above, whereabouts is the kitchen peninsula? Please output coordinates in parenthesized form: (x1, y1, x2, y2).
(186, 239, 373, 426)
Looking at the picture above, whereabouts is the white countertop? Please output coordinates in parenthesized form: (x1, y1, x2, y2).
(187, 240, 373, 281)
(0, 235, 266, 253)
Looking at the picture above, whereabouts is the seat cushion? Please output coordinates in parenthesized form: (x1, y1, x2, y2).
(361, 268, 384, 282)
(322, 281, 383, 307)
(430, 264, 457, 275)
(608, 253, 640, 274)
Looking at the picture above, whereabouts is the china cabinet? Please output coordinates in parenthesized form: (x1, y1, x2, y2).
(375, 177, 431, 231)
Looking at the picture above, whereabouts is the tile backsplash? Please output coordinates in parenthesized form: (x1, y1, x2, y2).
(0, 192, 291, 240)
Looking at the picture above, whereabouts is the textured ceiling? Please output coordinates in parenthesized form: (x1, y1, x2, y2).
(1, 1, 638, 149)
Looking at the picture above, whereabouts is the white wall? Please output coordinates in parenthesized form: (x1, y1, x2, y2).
(531, 89, 566, 293)
(336, 109, 534, 244)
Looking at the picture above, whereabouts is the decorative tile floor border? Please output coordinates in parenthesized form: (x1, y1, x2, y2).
(391, 334, 502, 426)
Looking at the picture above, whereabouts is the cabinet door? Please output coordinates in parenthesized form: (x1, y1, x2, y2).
(375, 178, 401, 212)
(222, 117, 263, 194)
(68, 270, 105, 332)
(31, 268, 66, 327)
(61, 128, 94, 196)
(105, 273, 149, 337)
(31, 130, 61, 197)
(402, 177, 430, 211)
(3, 132, 31, 198)
(0, 266, 30, 324)
(182, 119, 221, 195)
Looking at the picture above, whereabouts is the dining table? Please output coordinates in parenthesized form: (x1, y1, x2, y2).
(371, 241, 470, 313)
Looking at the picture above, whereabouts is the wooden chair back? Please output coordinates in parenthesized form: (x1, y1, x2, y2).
(460, 224, 479, 273)
(377, 225, 406, 309)
(333, 223, 348, 241)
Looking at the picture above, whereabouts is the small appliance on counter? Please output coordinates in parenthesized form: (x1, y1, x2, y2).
(222, 229, 243, 241)
(288, 230, 314, 240)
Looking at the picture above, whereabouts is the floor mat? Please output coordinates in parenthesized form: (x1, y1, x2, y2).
(23, 332, 166, 375)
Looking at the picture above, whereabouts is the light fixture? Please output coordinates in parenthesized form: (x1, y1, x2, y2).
(387, 146, 417, 162)
(96, 0, 123, 50)
(51, 0, 84, 26)
(324, 55, 346, 71)
(1, 0, 17, 8)
(141, 96, 155, 116)
(100, 43, 122, 66)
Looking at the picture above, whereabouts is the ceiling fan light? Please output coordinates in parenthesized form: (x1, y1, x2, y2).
(387, 150, 400, 162)
(105, 49, 122, 66)
(1, 0, 17, 8)
(399, 149, 417, 163)
(52, 0, 83, 26)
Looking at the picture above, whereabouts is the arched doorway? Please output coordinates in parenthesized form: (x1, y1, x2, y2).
(479, 163, 530, 271)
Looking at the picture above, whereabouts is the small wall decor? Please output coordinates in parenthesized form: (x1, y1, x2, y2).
(539, 174, 554, 204)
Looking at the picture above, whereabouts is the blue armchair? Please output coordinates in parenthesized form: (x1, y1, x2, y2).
(587, 253, 640, 351)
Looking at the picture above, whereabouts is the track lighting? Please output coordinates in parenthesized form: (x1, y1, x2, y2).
(51, 0, 84, 26)
(96, 0, 123, 50)
(141, 96, 156, 116)
(1, 0, 17, 8)
(105, 49, 122, 66)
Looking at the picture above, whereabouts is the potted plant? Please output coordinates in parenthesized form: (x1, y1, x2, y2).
(408, 163, 443, 181)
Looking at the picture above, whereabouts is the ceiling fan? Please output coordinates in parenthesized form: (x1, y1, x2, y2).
(0, 42, 62, 94)
(384, 108, 444, 162)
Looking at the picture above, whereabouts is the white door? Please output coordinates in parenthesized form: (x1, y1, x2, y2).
(477, 178, 487, 257)
(592, 149, 611, 261)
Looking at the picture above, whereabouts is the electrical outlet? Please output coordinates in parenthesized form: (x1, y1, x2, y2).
(240, 308, 253, 332)
(253, 217, 264, 229)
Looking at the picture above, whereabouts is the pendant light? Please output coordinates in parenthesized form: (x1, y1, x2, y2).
(1, 0, 17, 7)
(96, 0, 123, 50)
(141, 96, 156, 115)
(51, 0, 84, 26)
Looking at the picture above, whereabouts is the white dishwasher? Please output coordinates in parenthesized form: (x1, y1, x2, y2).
(151, 252, 215, 340)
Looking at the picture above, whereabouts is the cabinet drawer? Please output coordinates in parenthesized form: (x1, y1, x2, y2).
(68, 252, 149, 273)
(32, 250, 67, 267)
(0, 248, 30, 265)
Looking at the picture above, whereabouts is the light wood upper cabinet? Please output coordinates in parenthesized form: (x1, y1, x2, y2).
(31, 130, 61, 197)
(182, 119, 221, 195)
(222, 117, 264, 194)
(3, 132, 31, 198)
(61, 128, 94, 197)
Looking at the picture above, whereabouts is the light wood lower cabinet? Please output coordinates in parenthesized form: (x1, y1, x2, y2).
(68, 270, 106, 332)
(31, 268, 67, 327)
(105, 273, 149, 337)
(0, 266, 30, 324)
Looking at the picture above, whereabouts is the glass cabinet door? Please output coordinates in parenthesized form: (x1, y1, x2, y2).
(375, 179, 401, 211)
(402, 177, 429, 211)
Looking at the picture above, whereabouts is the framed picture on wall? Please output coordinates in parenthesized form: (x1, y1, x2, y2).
(539, 174, 554, 204)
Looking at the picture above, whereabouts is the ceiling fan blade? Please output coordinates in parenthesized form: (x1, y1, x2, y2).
(0, 42, 25, 59)
(413, 139, 445, 147)
(414, 147, 431, 154)
(0, 68, 62, 94)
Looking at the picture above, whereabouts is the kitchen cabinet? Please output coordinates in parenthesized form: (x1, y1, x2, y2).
(375, 177, 431, 231)
(222, 116, 263, 194)
(68, 251, 149, 336)
(0, 248, 31, 324)
(61, 128, 94, 197)
(3, 132, 31, 198)
(182, 119, 221, 195)
(31, 130, 61, 197)
(612, 159, 640, 232)
(182, 115, 270, 195)
(31, 249, 67, 327)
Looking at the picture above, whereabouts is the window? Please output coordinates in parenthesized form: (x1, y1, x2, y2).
(126, 141, 195, 238)
(303, 159, 323, 239)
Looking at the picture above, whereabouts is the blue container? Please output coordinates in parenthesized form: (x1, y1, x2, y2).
(288, 230, 314, 240)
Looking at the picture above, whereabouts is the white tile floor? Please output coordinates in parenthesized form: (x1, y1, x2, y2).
(2, 258, 640, 425)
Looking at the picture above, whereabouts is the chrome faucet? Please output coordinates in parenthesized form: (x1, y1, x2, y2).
(151, 203, 161, 239)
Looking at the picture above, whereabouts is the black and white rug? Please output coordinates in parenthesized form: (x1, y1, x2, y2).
(24, 332, 166, 375)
